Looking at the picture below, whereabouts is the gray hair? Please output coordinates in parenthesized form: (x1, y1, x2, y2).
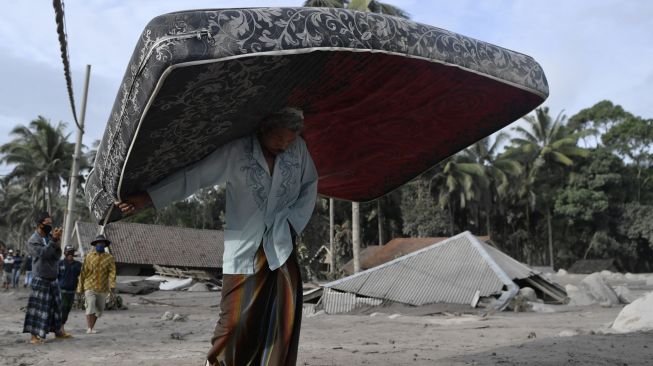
(259, 107, 304, 133)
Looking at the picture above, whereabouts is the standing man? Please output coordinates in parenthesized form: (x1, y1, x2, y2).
(118, 108, 318, 366)
(23, 212, 71, 343)
(2, 249, 14, 290)
(58, 245, 82, 336)
(11, 250, 23, 289)
(76, 235, 116, 334)
(22, 254, 33, 288)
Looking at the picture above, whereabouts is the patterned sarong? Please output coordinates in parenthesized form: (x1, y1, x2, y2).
(23, 277, 63, 339)
(208, 247, 303, 366)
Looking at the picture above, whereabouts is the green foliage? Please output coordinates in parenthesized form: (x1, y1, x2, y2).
(617, 204, 653, 245)
(568, 100, 633, 137)
(0, 116, 77, 212)
(400, 180, 450, 237)
(554, 188, 609, 223)
(2, 98, 652, 274)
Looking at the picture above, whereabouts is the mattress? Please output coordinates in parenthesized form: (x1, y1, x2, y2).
(85, 7, 549, 223)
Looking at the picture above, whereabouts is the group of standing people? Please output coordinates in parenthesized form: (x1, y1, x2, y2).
(1, 248, 33, 290)
(21, 211, 117, 344)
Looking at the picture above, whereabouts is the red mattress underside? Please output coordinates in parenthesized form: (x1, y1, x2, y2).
(291, 52, 543, 201)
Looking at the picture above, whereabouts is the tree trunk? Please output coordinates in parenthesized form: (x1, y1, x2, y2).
(377, 199, 384, 246)
(45, 173, 52, 214)
(636, 164, 642, 204)
(352, 202, 361, 273)
(485, 208, 492, 239)
(547, 207, 554, 269)
(448, 203, 455, 236)
(329, 198, 335, 274)
(525, 203, 532, 265)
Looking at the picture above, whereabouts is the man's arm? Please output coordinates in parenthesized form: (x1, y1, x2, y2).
(26, 236, 59, 259)
(57, 260, 64, 282)
(108, 256, 117, 290)
(76, 259, 87, 293)
(287, 139, 318, 234)
(118, 140, 238, 215)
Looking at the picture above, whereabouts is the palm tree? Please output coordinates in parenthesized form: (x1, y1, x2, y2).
(507, 107, 589, 267)
(0, 183, 36, 252)
(0, 116, 74, 213)
(430, 155, 488, 236)
(462, 133, 522, 239)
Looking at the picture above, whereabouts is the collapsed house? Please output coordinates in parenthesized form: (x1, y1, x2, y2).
(317, 232, 567, 314)
(341, 236, 490, 275)
(71, 221, 224, 276)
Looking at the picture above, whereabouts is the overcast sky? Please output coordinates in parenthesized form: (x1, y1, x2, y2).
(1, 1, 652, 175)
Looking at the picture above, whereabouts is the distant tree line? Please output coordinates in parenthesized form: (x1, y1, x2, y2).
(1, 101, 651, 275)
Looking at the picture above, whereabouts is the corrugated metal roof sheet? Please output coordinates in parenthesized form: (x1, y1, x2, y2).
(323, 232, 509, 307)
(73, 221, 223, 269)
(319, 288, 383, 314)
(482, 242, 534, 280)
(342, 236, 490, 274)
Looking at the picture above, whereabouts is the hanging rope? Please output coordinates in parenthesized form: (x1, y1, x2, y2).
(52, 0, 83, 132)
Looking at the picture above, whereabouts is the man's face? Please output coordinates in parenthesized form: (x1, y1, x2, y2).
(65, 253, 74, 260)
(41, 217, 53, 227)
(260, 127, 300, 156)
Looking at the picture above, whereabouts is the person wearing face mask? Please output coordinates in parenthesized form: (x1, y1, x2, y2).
(23, 212, 71, 344)
(58, 245, 82, 336)
(76, 234, 116, 334)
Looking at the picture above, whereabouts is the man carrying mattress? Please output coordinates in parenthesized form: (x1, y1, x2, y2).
(117, 107, 318, 366)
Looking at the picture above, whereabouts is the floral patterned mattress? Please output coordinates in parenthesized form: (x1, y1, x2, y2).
(85, 7, 549, 223)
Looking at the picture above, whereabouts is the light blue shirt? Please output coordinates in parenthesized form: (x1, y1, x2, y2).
(147, 135, 318, 274)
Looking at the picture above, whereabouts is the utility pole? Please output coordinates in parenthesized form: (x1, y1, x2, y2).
(329, 198, 335, 274)
(352, 201, 361, 273)
(63, 64, 91, 248)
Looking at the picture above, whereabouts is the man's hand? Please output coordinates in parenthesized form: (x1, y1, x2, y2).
(116, 192, 153, 216)
(52, 227, 63, 240)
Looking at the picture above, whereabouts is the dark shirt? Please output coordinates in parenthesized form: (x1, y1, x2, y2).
(2, 257, 13, 273)
(12, 255, 22, 270)
(21, 256, 32, 272)
(58, 259, 82, 291)
(26, 232, 62, 279)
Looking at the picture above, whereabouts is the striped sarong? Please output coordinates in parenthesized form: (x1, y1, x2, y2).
(23, 277, 63, 339)
(208, 246, 302, 366)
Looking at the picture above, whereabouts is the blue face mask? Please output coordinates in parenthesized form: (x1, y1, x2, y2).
(95, 245, 105, 253)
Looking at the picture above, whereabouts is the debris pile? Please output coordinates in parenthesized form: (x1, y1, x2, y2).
(611, 291, 653, 333)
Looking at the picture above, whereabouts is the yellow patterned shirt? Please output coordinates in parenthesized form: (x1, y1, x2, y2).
(76, 251, 116, 293)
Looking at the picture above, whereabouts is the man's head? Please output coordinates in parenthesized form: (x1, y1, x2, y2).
(258, 107, 304, 156)
(35, 212, 53, 236)
(91, 235, 111, 253)
(64, 245, 76, 260)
